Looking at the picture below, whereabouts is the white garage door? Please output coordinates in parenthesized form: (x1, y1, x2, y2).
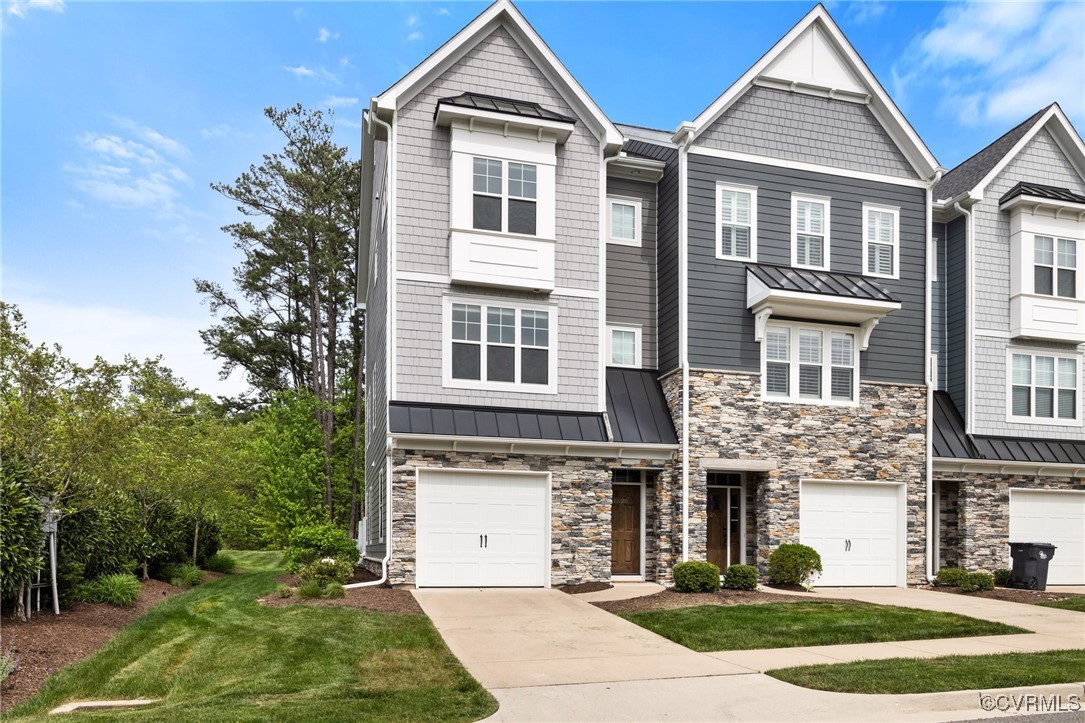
(1009, 490, 1085, 586)
(416, 470, 549, 587)
(801, 482, 902, 587)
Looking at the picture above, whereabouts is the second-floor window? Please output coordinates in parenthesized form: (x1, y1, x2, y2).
(1010, 353, 1078, 422)
(608, 197, 641, 246)
(763, 322, 856, 404)
(1034, 236, 1077, 298)
(717, 184, 756, 260)
(864, 204, 899, 279)
(472, 157, 537, 236)
(792, 195, 830, 269)
(606, 325, 641, 367)
(449, 301, 552, 390)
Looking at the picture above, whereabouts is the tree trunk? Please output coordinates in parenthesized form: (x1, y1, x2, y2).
(192, 513, 201, 566)
(15, 582, 27, 622)
(306, 230, 336, 523)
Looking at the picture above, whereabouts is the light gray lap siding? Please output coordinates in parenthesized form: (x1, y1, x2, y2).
(606, 177, 657, 369)
(695, 86, 919, 180)
(945, 216, 968, 415)
(687, 154, 927, 384)
(365, 140, 389, 554)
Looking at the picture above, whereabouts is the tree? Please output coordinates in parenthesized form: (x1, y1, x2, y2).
(197, 105, 361, 526)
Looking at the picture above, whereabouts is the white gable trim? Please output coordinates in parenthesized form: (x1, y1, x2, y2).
(374, 0, 622, 152)
(973, 106, 1085, 200)
(676, 5, 940, 181)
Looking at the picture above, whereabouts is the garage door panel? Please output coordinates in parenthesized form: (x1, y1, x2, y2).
(802, 483, 901, 587)
(1010, 490, 1084, 586)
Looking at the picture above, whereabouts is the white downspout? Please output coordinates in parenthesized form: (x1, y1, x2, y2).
(347, 111, 394, 590)
(954, 200, 974, 435)
(678, 130, 693, 562)
(923, 174, 940, 585)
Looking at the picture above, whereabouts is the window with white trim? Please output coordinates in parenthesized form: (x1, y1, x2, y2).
(762, 322, 857, 404)
(717, 184, 756, 260)
(1010, 352, 1078, 422)
(607, 197, 641, 246)
(1034, 236, 1077, 298)
(472, 157, 537, 236)
(448, 300, 553, 391)
(792, 195, 830, 269)
(863, 204, 899, 279)
(606, 325, 641, 368)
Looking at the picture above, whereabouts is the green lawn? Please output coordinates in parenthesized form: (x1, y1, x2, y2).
(9, 551, 496, 722)
(769, 649, 1085, 694)
(620, 601, 1028, 652)
(1039, 596, 1085, 613)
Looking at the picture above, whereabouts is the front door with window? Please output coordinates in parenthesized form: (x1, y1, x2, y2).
(611, 484, 641, 575)
(707, 484, 743, 572)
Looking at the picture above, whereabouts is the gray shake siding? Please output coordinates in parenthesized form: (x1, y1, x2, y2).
(695, 87, 919, 180)
(392, 25, 602, 411)
(606, 176, 657, 369)
(687, 154, 928, 385)
(945, 216, 967, 415)
(365, 140, 389, 556)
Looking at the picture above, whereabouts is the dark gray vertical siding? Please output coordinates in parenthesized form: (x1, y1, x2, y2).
(931, 222, 946, 388)
(687, 155, 928, 385)
(944, 215, 968, 415)
(606, 177, 657, 368)
(627, 140, 680, 374)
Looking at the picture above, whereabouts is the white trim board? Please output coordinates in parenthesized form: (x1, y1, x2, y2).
(688, 146, 930, 189)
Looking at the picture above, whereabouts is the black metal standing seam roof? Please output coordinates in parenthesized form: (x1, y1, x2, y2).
(746, 263, 901, 303)
(389, 401, 606, 443)
(933, 105, 1051, 202)
(605, 368, 679, 445)
(1000, 181, 1085, 206)
(932, 391, 1085, 465)
(435, 92, 577, 124)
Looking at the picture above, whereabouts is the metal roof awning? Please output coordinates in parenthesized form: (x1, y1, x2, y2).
(390, 401, 605, 442)
(434, 92, 576, 143)
(605, 368, 678, 445)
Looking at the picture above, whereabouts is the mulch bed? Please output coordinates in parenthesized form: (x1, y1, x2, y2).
(264, 567, 421, 614)
(0, 579, 181, 713)
(933, 586, 1085, 605)
(594, 587, 854, 614)
(557, 581, 613, 595)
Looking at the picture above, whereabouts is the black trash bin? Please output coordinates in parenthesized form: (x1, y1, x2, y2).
(1009, 542, 1057, 591)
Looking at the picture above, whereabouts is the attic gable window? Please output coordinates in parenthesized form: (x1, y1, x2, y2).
(1034, 236, 1077, 298)
(471, 157, 537, 236)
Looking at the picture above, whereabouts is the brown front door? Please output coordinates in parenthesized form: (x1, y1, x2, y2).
(707, 489, 725, 570)
(611, 485, 641, 575)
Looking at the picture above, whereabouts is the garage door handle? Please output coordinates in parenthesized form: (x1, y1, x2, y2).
(484, 535, 488, 548)
(479, 534, 483, 548)
(845, 539, 851, 552)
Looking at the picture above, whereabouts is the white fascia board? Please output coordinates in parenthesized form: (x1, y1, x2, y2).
(435, 104, 574, 143)
(376, 0, 623, 152)
(746, 279, 902, 324)
(607, 155, 666, 183)
(975, 107, 1085, 199)
(391, 433, 678, 461)
(678, 5, 940, 181)
(999, 194, 1085, 218)
(933, 457, 1085, 478)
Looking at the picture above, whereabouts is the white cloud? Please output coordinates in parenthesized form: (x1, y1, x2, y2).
(322, 95, 359, 108)
(199, 124, 231, 140)
(284, 64, 315, 77)
(317, 27, 338, 42)
(847, 1, 888, 25)
(407, 13, 419, 27)
(111, 117, 190, 157)
(5, 0, 65, 18)
(406, 31, 423, 42)
(437, 7, 450, 16)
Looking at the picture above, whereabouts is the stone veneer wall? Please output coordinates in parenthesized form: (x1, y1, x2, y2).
(386, 448, 673, 586)
(662, 368, 928, 584)
(932, 471, 1084, 572)
(936, 480, 961, 570)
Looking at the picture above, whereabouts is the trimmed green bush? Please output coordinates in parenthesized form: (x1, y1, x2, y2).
(961, 572, 995, 592)
(79, 573, 141, 607)
(993, 568, 1012, 587)
(204, 552, 237, 574)
(722, 564, 758, 591)
(767, 543, 823, 586)
(0, 467, 45, 602)
(673, 560, 721, 593)
(298, 557, 355, 588)
(160, 563, 203, 587)
(282, 524, 358, 572)
(323, 582, 346, 599)
(296, 580, 322, 599)
(936, 568, 969, 587)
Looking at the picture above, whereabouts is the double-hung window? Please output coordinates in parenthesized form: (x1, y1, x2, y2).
(472, 157, 537, 236)
(763, 322, 857, 404)
(608, 197, 641, 246)
(606, 325, 641, 367)
(448, 300, 554, 391)
(792, 195, 830, 269)
(717, 184, 756, 260)
(1034, 236, 1077, 298)
(863, 204, 899, 278)
(1010, 352, 1078, 422)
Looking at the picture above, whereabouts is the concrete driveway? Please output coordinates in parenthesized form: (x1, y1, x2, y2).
(411, 588, 753, 688)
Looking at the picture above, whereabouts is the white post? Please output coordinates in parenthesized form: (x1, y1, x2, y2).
(50, 531, 59, 615)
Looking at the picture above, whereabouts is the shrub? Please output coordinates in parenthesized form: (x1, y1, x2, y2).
(160, 563, 203, 587)
(274, 585, 294, 599)
(673, 561, 721, 593)
(204, 552, 237, 574)
(0, 649, 15, 683)
(296, 580, 322, 599)
(935, 568, 969, 587)
(282, 524, 358, 572)
(80, 573, 141, 607)
(767, 543, 823, 586)
(323, 582, 346, 599)
(0, 467, 45, 603)
(298, 557, 355, 588)
(961, 572, 995, 592)
(722, 564, 758, 591)
(993, 568, 1012, 587)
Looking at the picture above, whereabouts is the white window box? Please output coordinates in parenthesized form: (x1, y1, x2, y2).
(1009, 293, 1085, 343)
(449, 229, 555, 292)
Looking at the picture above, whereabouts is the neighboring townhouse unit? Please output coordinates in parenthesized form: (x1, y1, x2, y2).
(930, 104, 1085, 586)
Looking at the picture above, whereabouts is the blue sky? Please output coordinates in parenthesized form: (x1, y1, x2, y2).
(4, 0, 1083, 397)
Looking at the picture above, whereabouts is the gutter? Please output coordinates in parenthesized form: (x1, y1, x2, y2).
(953, 200, 975, 436)
(933, 458, 1085, 478)
(390, 434, 679, 460)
